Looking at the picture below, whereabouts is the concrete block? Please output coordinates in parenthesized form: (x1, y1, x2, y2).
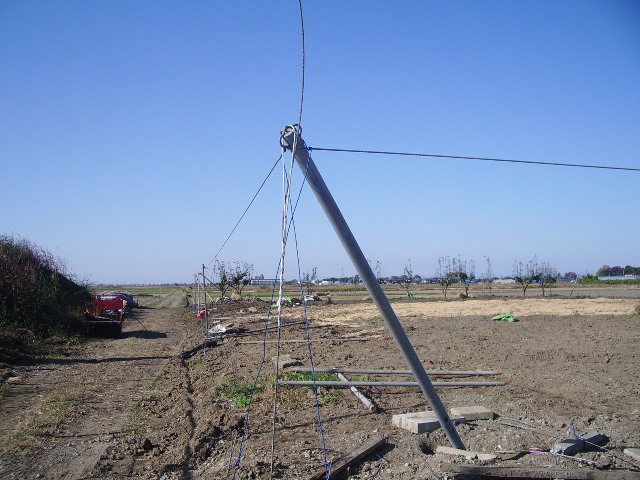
(391, 411, 465, 434)
(450, 406, 494, 421)
(551, 438, 584, 456)
(623, 448, 640, 462)
(551, 429, 608, 456)
(436, 446, 497, 462)
(271, 354, 298, 369)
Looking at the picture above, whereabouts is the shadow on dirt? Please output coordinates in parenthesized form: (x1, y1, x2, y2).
(123, 329, 168, 339)
(43, 354, 174, 365)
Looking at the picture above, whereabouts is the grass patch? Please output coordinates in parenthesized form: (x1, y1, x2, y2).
(0, 385, 9, 399)
(490, 389, 506, 401)
(214, 377, 264, 408)
(281, 371, 337, 385)
(322, 391, 339, 405)
(29, 382, 86, 435)
(278, 372, 344, 405)
(151, 373, 165, 389)
(122, 404, 148, 436)
(1, 381, 87, 450)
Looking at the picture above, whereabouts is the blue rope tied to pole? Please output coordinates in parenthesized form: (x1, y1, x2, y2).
(571, 422, 585, 441)
(363, 454, 384, 480)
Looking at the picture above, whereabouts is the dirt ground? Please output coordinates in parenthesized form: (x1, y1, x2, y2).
(1, 290, 639, 479)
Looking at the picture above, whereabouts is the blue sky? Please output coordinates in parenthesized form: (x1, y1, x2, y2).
(1, 1, 639, 284)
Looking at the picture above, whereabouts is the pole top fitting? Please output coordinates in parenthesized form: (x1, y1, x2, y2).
(280, 124, 303, 150)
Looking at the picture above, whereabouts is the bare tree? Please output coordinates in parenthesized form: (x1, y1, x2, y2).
(483, 255, 494, 294)
(437, 256, 455, 299)
(374, 260, 383, 284)
(214, 260, 232, 299)
(454, 256, 475, 298)
(513, 256, 540, 297)
(302, 267, 317, 296)
(230, 261, 253, 296)
(538, 261, 558, 296)
(400, 259, 414, 297)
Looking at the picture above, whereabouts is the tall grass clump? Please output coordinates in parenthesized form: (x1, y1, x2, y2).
(0, 235, 91, 340)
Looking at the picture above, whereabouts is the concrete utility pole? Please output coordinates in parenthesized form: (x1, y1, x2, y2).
(280, 125, 466, 450)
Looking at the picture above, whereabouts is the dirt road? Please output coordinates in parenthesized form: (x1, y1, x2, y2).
(0, 305, 190, 479)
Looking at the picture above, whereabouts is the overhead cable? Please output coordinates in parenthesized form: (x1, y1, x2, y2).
(308, 146, 640, 172)
(297, 0, 306, 127)
(206, 155, 281, 268)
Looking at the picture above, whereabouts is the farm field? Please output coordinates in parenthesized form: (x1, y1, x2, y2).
(0, 287, 639, 479)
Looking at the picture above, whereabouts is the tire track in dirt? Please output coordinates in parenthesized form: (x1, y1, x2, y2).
(0, 305, 189, 479)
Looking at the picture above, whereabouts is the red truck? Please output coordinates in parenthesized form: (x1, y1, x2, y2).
(83, 294, 126, 337)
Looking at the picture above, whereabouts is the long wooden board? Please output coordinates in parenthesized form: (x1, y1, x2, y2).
(442, 464, 640, 479)
(308, 436, 385, 480)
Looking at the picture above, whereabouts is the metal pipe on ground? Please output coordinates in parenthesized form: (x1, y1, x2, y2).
(289, 367, 501, 376)
(278, 380, 505, 387)
(336, 373, 377, 412)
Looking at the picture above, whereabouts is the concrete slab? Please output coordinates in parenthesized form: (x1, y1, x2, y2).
(551, 429, 608, 456)
(623, 448, 640, 462)
(271, 354, 298, 369)
(391, 411, 465, 434)
(436, 445, 497, 462)
(450, 406, 494, 421)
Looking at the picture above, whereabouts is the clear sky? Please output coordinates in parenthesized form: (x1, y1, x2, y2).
(1, 1, 639, 285)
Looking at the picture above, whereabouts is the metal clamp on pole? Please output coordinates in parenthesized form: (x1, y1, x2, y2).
(279, 124, 466, 450)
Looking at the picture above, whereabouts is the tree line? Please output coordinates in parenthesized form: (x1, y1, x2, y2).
(211, 255, 638, 301)
(596, 265, 640, 277)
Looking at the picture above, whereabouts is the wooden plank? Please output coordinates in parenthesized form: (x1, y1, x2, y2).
(308, 436, 385, 480)
(289, 367, 501, 376)
(442, 464, 640, 479)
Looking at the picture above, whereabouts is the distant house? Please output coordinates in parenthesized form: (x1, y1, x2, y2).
(597, 275, 640, 281)
(251, 278, 276, 286)
(494, 278, 516, 284)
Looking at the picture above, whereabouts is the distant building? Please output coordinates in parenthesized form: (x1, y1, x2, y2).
(597, 275, 640, 281)
(494, 278, 516, 284)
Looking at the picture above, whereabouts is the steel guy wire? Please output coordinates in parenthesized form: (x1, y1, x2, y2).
(269, 146, 295, 478)
(234, 152, 291, 477)
(297, 0, 306, 127)
(234, 145, 314, 477)
(308, 146, 640, 172)
(206, 154, 282, 269)
(233, 259, 281, 477)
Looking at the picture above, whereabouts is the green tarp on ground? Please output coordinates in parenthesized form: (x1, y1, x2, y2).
(492, 313, 519, 322)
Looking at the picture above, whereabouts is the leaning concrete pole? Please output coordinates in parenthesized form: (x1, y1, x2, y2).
(280, 125, 466, 450)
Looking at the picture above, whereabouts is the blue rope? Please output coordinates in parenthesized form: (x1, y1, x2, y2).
(292, 218, 331, 479)
(363, 454, 384, 480)
(234, 149, 308, 475)
(233, 147, 331, 478)
(571, 422, 584, 440)
(233, 258, 282, 475)
(291, 153, 331, 479)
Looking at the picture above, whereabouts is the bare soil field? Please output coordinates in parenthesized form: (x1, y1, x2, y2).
(1, 291, 639, 479)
